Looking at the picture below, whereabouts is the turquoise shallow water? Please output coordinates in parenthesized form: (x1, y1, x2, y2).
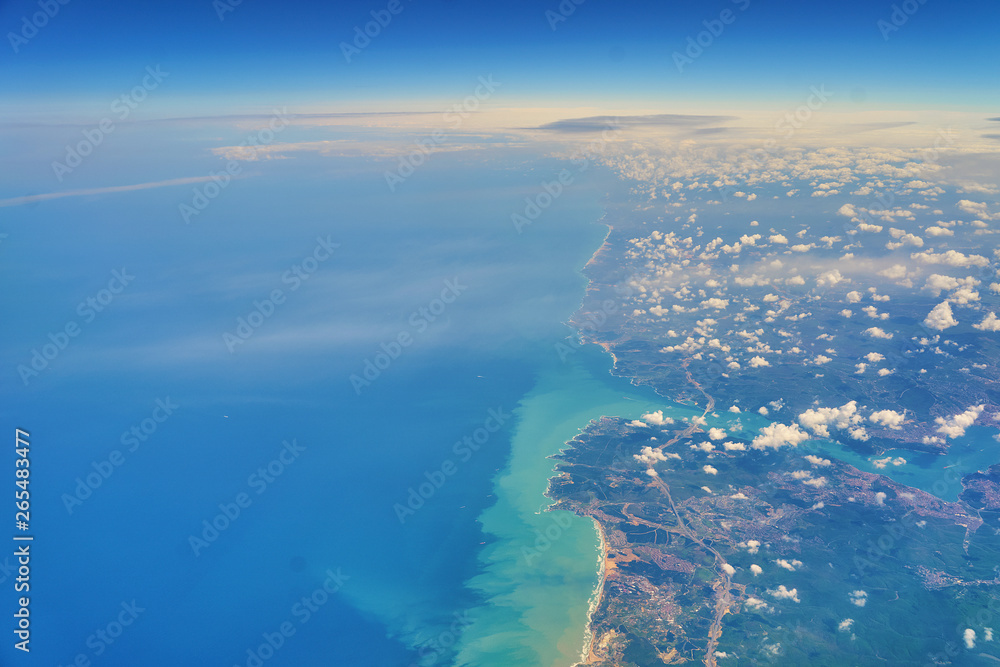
(453, 344, 699, 667)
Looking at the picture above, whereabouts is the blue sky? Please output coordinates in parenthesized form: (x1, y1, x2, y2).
(2, 0, 999, 119)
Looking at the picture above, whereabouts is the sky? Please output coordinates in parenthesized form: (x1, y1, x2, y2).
(2, 0, 999, 121)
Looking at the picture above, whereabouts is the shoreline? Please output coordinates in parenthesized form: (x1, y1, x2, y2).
(566, 214, 617, 667)
(578, 518, 608, 666)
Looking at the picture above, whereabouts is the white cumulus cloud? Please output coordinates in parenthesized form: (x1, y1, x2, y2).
(935, 405, 984, 439)
(923, 301, 958, 331)
(752, 423, 810, 450)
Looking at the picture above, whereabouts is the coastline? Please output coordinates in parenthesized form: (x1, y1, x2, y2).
(582, 216, 613, 270)
(563, 216, 618, 667)
(451, 181, 665, 667)
(579, 518, 608, 666)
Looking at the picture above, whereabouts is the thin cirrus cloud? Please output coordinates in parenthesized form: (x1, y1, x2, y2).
(0, 176, 231, 208)
(530, 113, 738, 133)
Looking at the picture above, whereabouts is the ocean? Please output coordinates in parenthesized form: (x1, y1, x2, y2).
(0, 131, 681, 667)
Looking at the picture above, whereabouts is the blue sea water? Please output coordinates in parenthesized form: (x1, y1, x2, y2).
(0, 124, 651, 667)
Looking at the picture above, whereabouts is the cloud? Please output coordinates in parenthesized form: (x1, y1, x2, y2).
(0, 176, 228, 208)
(878, 265, 909, 280)
(642, 410, 674, 426)
(723, 441, 747, 451)
(708, 428, 727, 440)
(703, 465, 719, 475)
(769, 234, 788, 244)
(912, 250, 989, 268)
(849, 590, 868, 607)
(935, 405, 984, 438)
(745, 596, 768, 610)
(957, 199, 996, 220)
(923, 274, 980, 299)
(817, 270, 849, 287)
(924, 274, 964, 296)
(974, 313, 1000, 331)
(839, 619, 854, 632)
(533, 113, 736, 133)
(767, 585, 800, 602)
(964, 628, 977, 649)
(752, 423, 810, 450)
(634, 446, 669, 465)
(775, 558, 803, 571)
(722, 563, 736, 575)
(923, 301, 958, 331)
(870, 409, 906, 430)
(864, 327, 893, 339)
(745, 540, 760, 554)
(959, 180, 1000, 194)
(885, 231, 924, 250)
(849, 426, 871, 442)
(798, 401, 860, 437)
(838, 204, 857, 218)
(701, 297, 729, 310)
(749, 356, 770, 368)
(804, 454, 832, 466)
(750, 564, 763, 576)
